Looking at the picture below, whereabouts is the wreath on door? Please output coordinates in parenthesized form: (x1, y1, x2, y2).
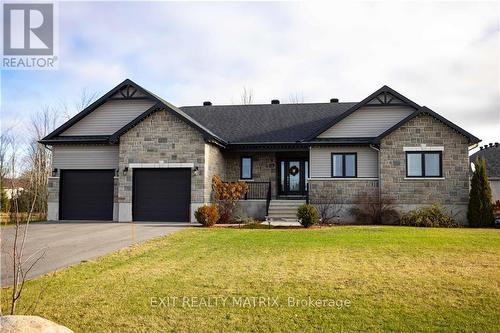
(289, 165, 299, 176)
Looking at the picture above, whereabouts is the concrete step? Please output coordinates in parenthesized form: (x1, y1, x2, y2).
(270, 200, 305, 205)
(267, 199, 305, 219)
(268, 210, 297, 215)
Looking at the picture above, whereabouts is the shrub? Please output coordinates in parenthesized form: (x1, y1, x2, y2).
(468, 158, 494, 227)
(400, 204, 456, 227)
(212, 175, 248, 224)
(194, 204, 220, 227)
(297, 204, 319, 228)
(350, 193, 400, 225)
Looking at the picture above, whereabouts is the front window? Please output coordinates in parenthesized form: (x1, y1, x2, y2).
(331, 153, 357, 178)
(406, 152, 442, 177)
(240, 157, 252, 179)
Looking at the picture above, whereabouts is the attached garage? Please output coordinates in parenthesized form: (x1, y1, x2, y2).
(59, 170, 115, 220)
(133, 168, 191, 222)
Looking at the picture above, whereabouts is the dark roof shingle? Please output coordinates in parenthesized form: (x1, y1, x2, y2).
(180, 102, 356, 143)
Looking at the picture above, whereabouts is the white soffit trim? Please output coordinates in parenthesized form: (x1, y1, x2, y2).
(403, 144, 444, 151)
(129, 162, 195, 168)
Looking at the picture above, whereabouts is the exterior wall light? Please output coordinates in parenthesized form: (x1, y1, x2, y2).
(52, 168, 58, 176)
(123, 167, 129, 176)
(193, 166, 199, 176)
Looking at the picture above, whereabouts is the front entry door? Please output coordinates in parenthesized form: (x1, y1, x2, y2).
(279, 160, 308, 196)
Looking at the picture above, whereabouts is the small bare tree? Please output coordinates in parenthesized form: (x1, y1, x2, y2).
(25, 107, 60, 217)
(350, 192, 400, 225)
(240, 87, 254, 105)
(0, 129, 13, 182)
(309, 187, 344, 224)
(2, 138, 46, 315)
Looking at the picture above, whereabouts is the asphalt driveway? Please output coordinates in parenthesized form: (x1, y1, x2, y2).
(1, 221, 188, 285)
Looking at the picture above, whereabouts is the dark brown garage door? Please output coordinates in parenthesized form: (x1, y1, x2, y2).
(133, 168, 191, 222)
(60, 170, 114, 220)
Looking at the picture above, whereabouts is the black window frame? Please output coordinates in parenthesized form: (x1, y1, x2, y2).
(331, 153, 357, 178)
(240, 156, 253, 180)
(405, 151, 443, 178)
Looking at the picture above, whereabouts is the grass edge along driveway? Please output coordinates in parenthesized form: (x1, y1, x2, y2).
(2, 226, 499, 332)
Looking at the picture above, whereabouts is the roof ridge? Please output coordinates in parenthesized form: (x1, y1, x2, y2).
(179, 101, 357, 108)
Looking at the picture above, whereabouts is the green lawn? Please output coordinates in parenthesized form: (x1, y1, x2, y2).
(2, 226, 499, 332)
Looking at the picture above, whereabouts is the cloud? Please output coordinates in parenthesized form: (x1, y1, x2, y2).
(1, 1, 498, 146)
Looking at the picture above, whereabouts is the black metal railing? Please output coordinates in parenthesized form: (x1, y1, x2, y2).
(220, 181, 272, 216)
(244, 182, 271, 200)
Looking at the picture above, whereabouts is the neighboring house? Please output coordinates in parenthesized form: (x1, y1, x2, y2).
(470, 143, 500, 201)
(2, 178, 28, 199)
(40, 79, 480, 224)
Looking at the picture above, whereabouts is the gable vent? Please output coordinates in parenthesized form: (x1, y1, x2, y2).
(330, 98, 339, 103)
(203, 101, 212, 106)
(271, 99, 280, 104)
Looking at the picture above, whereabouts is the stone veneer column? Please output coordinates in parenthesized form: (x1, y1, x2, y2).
(117, 109, 207, 222)
(47, 176, 59, 220)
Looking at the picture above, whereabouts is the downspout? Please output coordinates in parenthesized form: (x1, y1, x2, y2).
(369, 144, 381, 201)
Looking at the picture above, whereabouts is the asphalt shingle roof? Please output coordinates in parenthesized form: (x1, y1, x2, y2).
(180, 102, 357, 143)
(470, 143, 500, 178)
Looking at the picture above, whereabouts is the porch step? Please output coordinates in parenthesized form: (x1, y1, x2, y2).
(267, 199, 305, 221)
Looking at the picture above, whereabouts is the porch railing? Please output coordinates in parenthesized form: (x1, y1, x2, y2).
(219, 181, 272, 216)
(244, 182, 271, 200)
(243, 181, 272, 216)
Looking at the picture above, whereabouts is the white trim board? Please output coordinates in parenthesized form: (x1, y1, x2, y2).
(404, 177, 445, 180)
(128, 162, 194, 169)
(403, 145, 444, 151)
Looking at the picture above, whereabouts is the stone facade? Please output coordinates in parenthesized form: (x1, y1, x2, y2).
(224, 152, 278, 197)
(118, 109, 206, 221)
(204, 143, 226, 202)
(309, 179, 379, 204)
(379, 114, 470, 222)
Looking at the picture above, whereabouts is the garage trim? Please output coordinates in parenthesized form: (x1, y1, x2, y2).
(129, 162, 194, 169)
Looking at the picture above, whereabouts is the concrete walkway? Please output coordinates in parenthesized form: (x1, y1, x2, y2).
(1, 221, 188, 285)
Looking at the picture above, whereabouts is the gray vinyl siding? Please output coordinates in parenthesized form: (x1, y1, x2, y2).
(60, 99, 156, 136)
(317, 106, 414, 138)
(52, 145, 119, 169)
(310, 146, 378, 178)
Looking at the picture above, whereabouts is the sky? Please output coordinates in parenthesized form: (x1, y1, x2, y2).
(1, 1, 499, 149)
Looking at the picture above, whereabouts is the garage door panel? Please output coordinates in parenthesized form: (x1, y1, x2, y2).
(60, 170, 114, 220)
(133, 169, 190, 222)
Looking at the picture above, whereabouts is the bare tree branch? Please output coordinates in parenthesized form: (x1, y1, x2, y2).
(240, 87, 254, 105)
(288, 91, 304, 104)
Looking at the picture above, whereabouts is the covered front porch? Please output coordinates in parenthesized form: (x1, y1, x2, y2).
(223, 150, 310, 200)
(215, 149, 310, 220)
